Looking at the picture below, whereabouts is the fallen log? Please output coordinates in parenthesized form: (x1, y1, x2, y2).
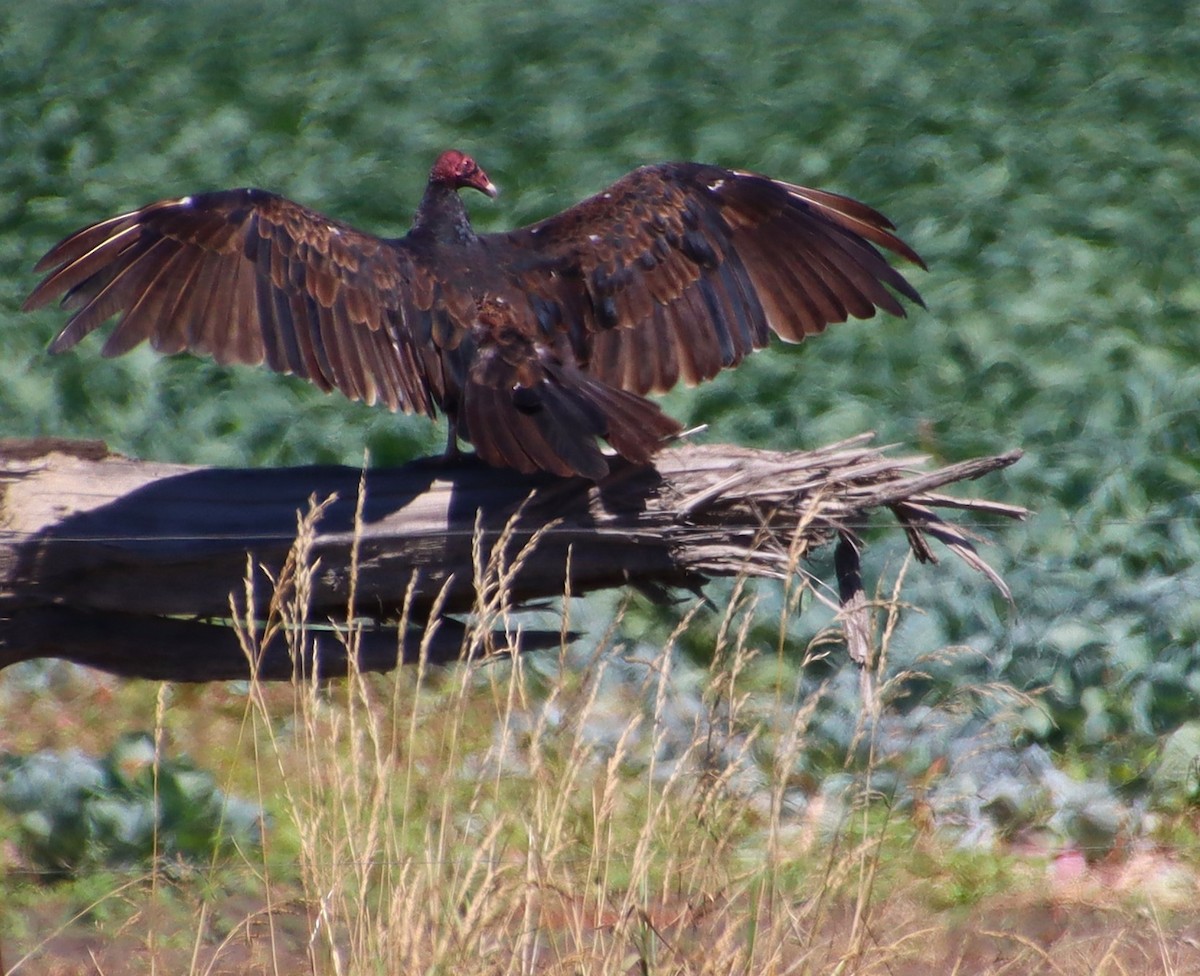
(0, 435, 1024, 680)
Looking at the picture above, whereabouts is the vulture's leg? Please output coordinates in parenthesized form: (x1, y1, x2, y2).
(442, 416, 463, 461)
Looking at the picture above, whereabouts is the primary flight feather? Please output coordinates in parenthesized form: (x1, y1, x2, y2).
(25, 149, 925, 479)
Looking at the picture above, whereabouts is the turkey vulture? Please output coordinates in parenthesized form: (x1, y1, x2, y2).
(25, 149, 925, 479)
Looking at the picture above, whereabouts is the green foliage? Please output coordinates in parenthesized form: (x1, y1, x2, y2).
(1152, 721, 1200, 811)
(912, 844, 1023, 912)
(0, 734, 263, 878)
(1, 0, 1199, 772)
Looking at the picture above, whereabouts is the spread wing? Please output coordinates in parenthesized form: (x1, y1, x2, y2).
(23, 189, 438, 417)
(492, 162, 925, 397)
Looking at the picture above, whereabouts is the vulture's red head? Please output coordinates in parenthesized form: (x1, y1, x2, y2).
(430, 150, 498, 198)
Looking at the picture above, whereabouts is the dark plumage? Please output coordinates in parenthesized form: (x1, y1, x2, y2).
(24, 149, 925, 479)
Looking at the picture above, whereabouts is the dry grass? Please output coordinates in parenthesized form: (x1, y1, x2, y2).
(3, 503, 1199, 975)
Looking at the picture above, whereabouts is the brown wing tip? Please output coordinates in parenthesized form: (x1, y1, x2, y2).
(21, 291, 48, 312)
(888, 236, 929, 273)
(779, 180, 928, 270)
(31, 253, 60, 277)
(23, 276, 75, 313)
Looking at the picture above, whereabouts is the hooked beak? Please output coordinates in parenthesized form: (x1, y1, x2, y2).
(481, 179, 499, 199)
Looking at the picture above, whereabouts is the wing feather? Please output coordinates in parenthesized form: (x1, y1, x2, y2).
(104, 242, 193, 357)
(147, 252, 208, 357)
(648, 304, 680, 392)
(25, 189, 436, 418)
(493, 162, 924, 393)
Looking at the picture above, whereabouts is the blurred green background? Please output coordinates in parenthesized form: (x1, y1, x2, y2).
(2, 0, 1198, 774)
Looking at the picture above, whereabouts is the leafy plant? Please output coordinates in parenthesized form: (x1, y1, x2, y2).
(0, 733, 263, 878)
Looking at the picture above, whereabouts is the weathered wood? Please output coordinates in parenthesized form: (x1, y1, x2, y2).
(0, 436, 1024, 680)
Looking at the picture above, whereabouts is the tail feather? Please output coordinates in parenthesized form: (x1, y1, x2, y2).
(563, 370, 682, 465)
(460, 364, 682, 479)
